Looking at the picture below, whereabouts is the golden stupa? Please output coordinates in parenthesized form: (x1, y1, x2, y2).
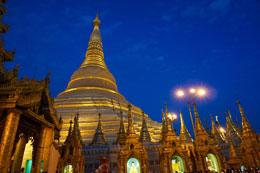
(55, 16, 161, 144)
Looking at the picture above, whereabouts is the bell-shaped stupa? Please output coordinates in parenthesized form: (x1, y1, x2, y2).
(55, 16, 161, 144)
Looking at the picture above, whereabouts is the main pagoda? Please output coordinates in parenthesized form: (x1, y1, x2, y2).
(55, 16, 161, 144)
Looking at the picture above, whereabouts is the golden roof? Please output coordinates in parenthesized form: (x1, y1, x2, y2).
(58, 15, 121, 100)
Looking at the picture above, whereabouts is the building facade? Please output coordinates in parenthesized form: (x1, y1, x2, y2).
(0, 1, 62, 172)
(0, 1, 259, 171)
(55, 16, 260, 173)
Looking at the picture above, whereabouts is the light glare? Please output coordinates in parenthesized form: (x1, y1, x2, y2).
(175, 89, 185, 98)
(168, 112, 177, 121)
(219, 127, 226, 133)
(197, 88, 207, 97)
(189, 88, 196, 94)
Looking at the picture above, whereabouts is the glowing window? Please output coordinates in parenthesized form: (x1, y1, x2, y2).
(206, 153, 220, 173)
(172, 155, 185, 173)
(64, 165, 73, 173)
(127, 157, 141, 173)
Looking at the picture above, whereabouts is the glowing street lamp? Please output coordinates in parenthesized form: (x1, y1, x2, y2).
(173, 85, 210, 135)
(189, 88, 196, 94)
(175, 89, 185, 98)
(197, 88, 207, 98)
(168, 112, 178, 121)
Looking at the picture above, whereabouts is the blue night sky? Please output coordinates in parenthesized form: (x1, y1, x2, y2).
(3, 0, 260, 133)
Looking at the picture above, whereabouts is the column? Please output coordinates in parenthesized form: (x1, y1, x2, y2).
(0, 109, 21, 173)
(11, 133, 27, 173)
(31, 126, 54, 173)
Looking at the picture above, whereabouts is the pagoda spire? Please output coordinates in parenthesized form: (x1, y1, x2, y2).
(226, 111, 241, 138)
(81, 15, 107, 69)
(139, 111, 151, 143)
(91, 113, 107, 145)
(161, 111, 167, 133)
(225, 112, 241, 145)
(211, 116, 224, 143)
(116, 110, 126, 145)
(193, 102, 207, 135)
(237, 101, 253, 135)
(161, 110, 167, 141)
(127, 104, 135, 135)
(65, 119, 73, 144)
(179, 112, 192, 143)
(211, 116, 217, 135)
(188, 102, 195, 136)
(164, 102, 173, 133)
(72, 113, 83, 142)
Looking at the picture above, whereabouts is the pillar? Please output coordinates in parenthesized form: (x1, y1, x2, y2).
(0, 109, 21, 173)
(11, 133, 27, 173)
(31, 126, 54, 173)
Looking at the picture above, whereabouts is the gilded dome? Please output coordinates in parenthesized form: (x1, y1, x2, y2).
(55, 16, 162, 144)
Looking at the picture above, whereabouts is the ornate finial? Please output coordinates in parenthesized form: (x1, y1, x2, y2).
(127, 104, 135, 135)
(236, 100, 245, 119)
(179, 112, 192, 143)
(210, 115, 225, 143)
(192, 102, 207, 135)
(180, 112, 185, 131)
(236, 100, 252, 135)
(227, 109, 232, 119)
(93, 14, 101, 28)
(43, 72, 51, 87)
(65, 119, 73, 144)
(188, 102, 195, 136)
(211, 116, 216, 135)
(72, 113, 81, 140)
(225, 110, 242, 140)
(161, 110, 168, 136)
(91, 113, 107, 145)
(116, 109, 126, 145)
(81, 14, 107, 68)
(164, 102, 168, 114)
(140, 110, 151, 142)
(215, 115, 219, 122)
(193, 102, 199, 118)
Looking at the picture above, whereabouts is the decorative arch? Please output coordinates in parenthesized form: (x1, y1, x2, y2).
(127, 157, 141, 173)
(205, 153, 220, 173)
(64, 164, 73, 173)
(171, 155, 185, 173)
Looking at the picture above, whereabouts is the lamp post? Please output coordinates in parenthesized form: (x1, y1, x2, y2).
(174, 86, 208, 135)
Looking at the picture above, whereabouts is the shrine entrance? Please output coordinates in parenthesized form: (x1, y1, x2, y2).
(21, 138, 33, 173)
(206, 153, 220, 173)
(171, 155, 185, 173)
(127, 157, 141, 173)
